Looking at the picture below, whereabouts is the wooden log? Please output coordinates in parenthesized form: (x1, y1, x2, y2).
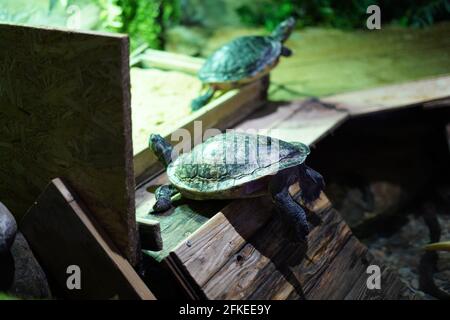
(0, 24, 137, 264)
(20, 178, 155, 300)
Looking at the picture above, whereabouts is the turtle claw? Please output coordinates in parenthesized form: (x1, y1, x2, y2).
(152, 184, 179, 213)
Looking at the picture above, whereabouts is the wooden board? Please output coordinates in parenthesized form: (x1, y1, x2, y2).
(321, 75, 450, 116)
(21, 178, 155, 300)
(236, 99, 348, 146)
(0, 24, 137, 264)
(166, 187, 405, 299)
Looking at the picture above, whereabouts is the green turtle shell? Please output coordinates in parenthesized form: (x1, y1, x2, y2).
(198, 36, 281, 84)
(167, 132, 310, 199)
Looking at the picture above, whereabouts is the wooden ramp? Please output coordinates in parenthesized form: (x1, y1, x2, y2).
(321, 75, 450, 116)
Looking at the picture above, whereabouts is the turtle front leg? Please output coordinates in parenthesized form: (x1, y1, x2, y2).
(153, 184, 180, 213)
(298, 164, 325, 205)
(191, 87, 216, 111)
(269, 171, 310, 242)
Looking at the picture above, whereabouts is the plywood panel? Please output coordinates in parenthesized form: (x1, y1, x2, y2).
(0, 24, 137, 263)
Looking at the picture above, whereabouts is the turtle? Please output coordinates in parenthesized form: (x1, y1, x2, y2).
(191, 17, 296, 111)
(149, 132, 325, 242)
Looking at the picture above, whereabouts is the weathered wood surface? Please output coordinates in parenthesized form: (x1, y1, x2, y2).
(167, 187, 405, 299)
(21, 179, 155, 300)
(0, 24, 137, 263)
(321, 75, 450, 116)
(236, 99, 348, 146)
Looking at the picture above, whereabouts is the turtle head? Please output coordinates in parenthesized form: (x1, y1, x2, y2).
(149, 134, 174, 168)
(290, 141, 310, 158)
(271, 17, 296, 43)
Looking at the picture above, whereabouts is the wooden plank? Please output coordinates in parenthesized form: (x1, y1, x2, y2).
(236, 99, 349, 147)
(248, 203, 351, 300)
(0, 24, 137, 263)
(20, 178, 155, 300)
(169, 191, 326, 299)
(171, 197, 274, 288)
(305, 236, 369, 300)
(235, 100, 303, 132)
(343, 261, 405, 300)
(167, 188, 405, 299)
(321, 75, 450, 116)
